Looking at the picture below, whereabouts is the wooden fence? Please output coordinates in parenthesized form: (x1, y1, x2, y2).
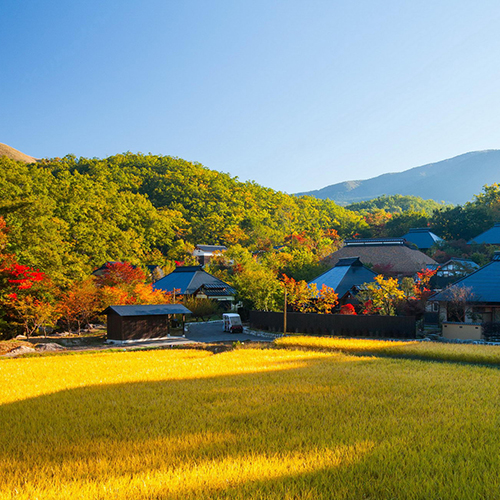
(249, 311, 416, 339)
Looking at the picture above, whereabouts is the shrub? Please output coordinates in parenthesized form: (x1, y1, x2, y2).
(182, 297, 220, 321)
(339, 304, 357, 315)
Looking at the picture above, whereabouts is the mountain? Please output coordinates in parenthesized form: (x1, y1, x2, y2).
(0, 143, 37, 163)
(297, 150, 500, 206)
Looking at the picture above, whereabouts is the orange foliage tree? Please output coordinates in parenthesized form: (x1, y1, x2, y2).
(95, 262, 172, 306)
(57, 262, 174, 333)
(57, 278, 101, 333)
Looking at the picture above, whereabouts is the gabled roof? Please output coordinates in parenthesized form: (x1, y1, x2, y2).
(194, 245, 228, 252)
(343, 237, 408, 246)
(438, 258, 480, 273)
(430, 258, 479, 289)
(323, 239, 437, 277)
(431, 252, 500, 303)
(468, 223, 500, 245)
(309, 257, 377, 299)
(401, 228, 443, 249)
(441, 258, 479, 266)
(104, 304, 192, 316)
(153, 266, 235, 296)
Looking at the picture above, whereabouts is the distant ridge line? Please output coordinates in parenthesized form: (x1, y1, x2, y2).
(296, 150, 500, 206)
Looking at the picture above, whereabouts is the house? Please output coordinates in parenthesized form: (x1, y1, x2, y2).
(105, 304, 192, 342)
(468, 223, 500, 245)
(323, 238, 438, 277)
(153, 266, 236, 309)
(430, 258, 480, 290)
(308, 257, 377, 305)
(430, 251, 500, 324)
(401, 228, 443, 250)
(192, 245, 227, 265)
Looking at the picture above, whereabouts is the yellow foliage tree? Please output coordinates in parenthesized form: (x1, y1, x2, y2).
(282, 276, 338, 314)
(358, 275, 406, 316)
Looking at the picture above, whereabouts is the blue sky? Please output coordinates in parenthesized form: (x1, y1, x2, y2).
(2, 0, 500, 193)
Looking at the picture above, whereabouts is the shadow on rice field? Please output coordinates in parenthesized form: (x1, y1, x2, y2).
(1, 347, 500, 499)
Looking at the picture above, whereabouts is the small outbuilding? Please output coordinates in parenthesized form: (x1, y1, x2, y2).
(105, 304, 192, 342)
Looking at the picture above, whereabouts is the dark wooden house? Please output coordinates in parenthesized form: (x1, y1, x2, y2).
(105, 304, 192, 342)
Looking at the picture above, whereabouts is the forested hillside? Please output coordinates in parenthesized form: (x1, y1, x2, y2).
(2, 150, 500, 337)
(0, 153, 366, 285)
(346, 194, 446, 215)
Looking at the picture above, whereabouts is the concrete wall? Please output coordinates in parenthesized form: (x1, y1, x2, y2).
(442, 322, 482, 340)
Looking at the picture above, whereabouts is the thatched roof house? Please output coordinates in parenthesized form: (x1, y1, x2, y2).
(323, 238, 437, 277)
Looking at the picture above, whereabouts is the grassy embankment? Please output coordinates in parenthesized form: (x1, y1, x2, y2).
(1, 341, 500, 499)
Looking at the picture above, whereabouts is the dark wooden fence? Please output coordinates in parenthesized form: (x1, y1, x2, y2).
(250, 311, 416, 339)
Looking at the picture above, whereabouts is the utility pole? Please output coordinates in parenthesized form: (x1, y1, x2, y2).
(283, 286, 287, 334)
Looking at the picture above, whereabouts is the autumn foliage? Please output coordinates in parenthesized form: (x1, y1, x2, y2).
(339, 304, 357, 315)
(0, 218, 58, 337)
(358, 269, 437, 318)
(57, 262, 174, 333)
(281, 275, 338, 314)
(0, 216, 175, 337)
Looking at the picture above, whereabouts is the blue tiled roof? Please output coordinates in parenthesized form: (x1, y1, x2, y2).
(105, 304, 192, 316)
(401, 228, 443, 249)
(431, 252, 500, 303)
(153, 266, 235, 296)
(309, 257, 377, 299)
(468, 223, 500, 245)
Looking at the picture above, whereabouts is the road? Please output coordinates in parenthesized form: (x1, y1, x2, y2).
(185, 321, 272, 343)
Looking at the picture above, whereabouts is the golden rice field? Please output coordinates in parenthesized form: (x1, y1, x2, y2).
(1, 341, 500, 499)
(276, 335, 500, 365)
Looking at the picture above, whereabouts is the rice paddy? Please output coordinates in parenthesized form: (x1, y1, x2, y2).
(1, 341, 500, 499)
(276, 335, 500, 365)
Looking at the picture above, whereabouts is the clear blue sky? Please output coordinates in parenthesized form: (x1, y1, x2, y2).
(2, 0, 500, 193)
